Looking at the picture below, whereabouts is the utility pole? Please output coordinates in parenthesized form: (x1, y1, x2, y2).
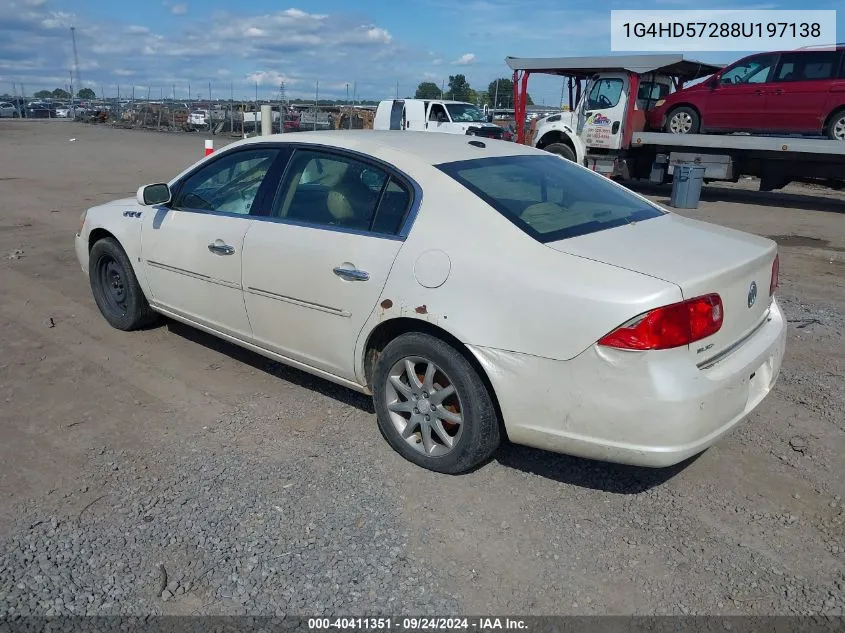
(493, 79, 499, 109)
(314, 80, 318, 131)
(70, 27, 81, 94)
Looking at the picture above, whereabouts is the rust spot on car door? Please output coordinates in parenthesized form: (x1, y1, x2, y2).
(415, 305, 428, 314)
(380, 299, 393, 309)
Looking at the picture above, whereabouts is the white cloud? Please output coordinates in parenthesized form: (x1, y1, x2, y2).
(170, 3, 188, 15)
(246, 71, 300, 87)
(40, 11, 74, 29)
(0, 4, 447, 101)
(452, 53, 476, 65)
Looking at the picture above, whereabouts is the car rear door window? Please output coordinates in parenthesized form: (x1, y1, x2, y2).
(775, 51, 840, 82)
(273, 149, 402, 233)
(436, 154, 664, 243)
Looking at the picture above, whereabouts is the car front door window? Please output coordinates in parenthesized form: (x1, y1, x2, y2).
(720, 55, 776, 85)
(172, 148, 280, 215)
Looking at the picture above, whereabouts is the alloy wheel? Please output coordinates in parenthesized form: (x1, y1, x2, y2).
(669, 111, 693, 134)
(384, 356, 464, 457)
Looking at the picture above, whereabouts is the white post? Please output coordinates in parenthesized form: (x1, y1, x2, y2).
(260, 104, 272, 136)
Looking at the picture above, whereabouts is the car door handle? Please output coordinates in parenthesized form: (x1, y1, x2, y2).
(333, 266, 369, 281)
(208, 242, 235, 255)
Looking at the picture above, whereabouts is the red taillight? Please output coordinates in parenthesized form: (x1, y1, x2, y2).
(770, 254, 779, 296)
(598, 294, 724, 351)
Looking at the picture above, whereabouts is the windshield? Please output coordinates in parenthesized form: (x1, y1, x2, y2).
(585, 78, 623, 110)
(445, 103, 487, 122)
(435, 154, 664, 243)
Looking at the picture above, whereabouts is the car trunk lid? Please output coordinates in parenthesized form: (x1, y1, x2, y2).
(545, 213, 777, 365)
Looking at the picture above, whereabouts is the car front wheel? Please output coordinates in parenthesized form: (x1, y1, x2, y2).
(665, 107, 700, 135)
(372, 332, 500, 474)
(544, 142, 577, 162)
(89, 237, 158, 331)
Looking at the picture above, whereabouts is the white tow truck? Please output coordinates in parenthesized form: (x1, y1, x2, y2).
(506, 54, 845, 191)
(373, 98, 510, 140)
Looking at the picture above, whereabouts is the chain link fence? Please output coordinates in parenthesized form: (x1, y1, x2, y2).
(2, 85, 378, 136)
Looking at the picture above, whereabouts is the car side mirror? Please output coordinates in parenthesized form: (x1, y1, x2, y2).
(136, 183, 171, 206)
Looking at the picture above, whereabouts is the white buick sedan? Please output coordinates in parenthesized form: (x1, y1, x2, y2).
(75, 130, 786, 474)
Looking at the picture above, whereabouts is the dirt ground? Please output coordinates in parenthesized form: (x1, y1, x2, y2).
(0, 120, 843, 616)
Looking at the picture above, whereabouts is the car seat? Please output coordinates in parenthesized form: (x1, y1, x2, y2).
(326, 171, 376, 229)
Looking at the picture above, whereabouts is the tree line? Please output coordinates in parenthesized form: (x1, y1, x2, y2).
(30, 88, 97, 100)
(25, 78, 533, 107)
(413, 75, 534, 107)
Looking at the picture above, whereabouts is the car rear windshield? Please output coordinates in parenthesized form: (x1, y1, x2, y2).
(435, 154, 665, 243)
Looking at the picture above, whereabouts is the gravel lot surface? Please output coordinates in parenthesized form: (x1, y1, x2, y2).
(0, 120, 843, 617)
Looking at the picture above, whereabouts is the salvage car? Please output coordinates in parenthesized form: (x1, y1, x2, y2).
(0, 101, 20, 117)
(75, 131, 786, 474)
(648, 46, 845, 139)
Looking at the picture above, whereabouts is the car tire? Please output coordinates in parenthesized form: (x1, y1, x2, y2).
(544, 142, 577, 162)
(665, 107, 700, 135)
(372, 332, 501, 474)
(826, 109, 845, 141)
(89, 237, 158, 331)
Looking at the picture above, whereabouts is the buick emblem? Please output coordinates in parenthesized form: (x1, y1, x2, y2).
(748, 281, 758, 308)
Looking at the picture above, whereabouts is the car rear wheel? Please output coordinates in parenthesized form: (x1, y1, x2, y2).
(826, 109, 845, 141)
(372, 332, 500, 474)
(544, 142, 577, 162)
(89, 237, 158, 331)
(665, 107, 700, 135)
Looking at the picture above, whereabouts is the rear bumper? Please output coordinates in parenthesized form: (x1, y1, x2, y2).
(469, 297, 787, 467)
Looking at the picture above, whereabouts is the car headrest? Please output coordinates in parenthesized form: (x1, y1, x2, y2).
(327, 189, 356, 220)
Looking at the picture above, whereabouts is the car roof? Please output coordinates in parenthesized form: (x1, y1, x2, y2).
(740, 45, 845, 56)
(233, 130, 542, 165)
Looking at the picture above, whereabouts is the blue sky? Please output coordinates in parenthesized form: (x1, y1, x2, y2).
(0, 0, 842, 103)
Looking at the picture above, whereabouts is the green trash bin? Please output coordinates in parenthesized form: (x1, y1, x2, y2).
(670, 164, 705, 209)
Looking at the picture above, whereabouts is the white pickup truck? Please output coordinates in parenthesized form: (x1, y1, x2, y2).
(373, 98, 510, 140)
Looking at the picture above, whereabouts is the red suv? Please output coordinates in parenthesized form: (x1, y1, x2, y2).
(647, 46, 845, 140)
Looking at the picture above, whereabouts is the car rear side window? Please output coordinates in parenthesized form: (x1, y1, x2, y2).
(436, 154, 664, 243)
(371, 178, 412, 234)
(775, 51, 840, 82)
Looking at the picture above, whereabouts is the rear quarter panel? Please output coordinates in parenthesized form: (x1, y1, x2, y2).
(354, 152, 682, 381)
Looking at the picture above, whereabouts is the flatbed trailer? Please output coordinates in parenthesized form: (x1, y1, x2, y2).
(622, 132, 845, 191)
